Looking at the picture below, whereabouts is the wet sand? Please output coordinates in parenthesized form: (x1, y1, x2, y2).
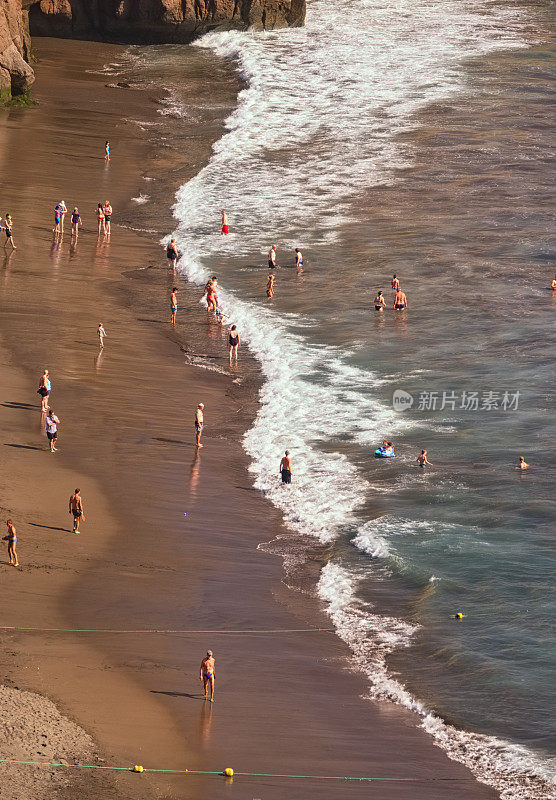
(0, 38, 499, 799)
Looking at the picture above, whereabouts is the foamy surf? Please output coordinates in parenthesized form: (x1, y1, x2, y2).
(166, 0, 553, 795)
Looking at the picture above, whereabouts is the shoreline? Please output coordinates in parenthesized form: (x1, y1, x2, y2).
(0, 36, 504, 800)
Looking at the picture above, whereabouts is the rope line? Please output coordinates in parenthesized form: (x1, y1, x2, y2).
(0, 626, 335, 635)
(0, 758, 473, 782)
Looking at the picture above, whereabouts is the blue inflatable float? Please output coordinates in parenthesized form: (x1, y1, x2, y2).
(375, 446, 395, 458)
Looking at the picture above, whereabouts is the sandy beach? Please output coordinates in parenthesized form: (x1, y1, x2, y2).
(0, 37, 503, 800)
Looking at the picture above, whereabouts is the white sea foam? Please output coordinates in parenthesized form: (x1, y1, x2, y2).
(131, 194, 150, 204)
(318, 563, 556, 800)
(167, 0, 551, 794)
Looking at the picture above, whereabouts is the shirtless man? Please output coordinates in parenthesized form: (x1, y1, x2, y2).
(394, 288, 408, 310)
(221, 209, 229, 235)
(4, 520, 18, 567)
(200, 650, 215, 701)
(417, 449, 433, 468)
(392, 274, 400, 291)
(69, 489, 85, 533)
(268, 245, 277, 269)
(518, 456, 529, 470)
(171, 287, 178, 326)
(103, 201, 112, 236)
(295, 248, 303, 270)
(280, 450, 292, 484)
(374, 290, 386, 310)
(551, 276, 556, 290)
(195, 403, 204, 448)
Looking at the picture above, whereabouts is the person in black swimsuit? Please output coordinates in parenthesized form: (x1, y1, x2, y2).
(228, 325, 240, 364)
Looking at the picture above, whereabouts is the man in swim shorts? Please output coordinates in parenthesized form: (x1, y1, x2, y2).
(195, 403, 204, 448)
(4, 520, 18, 567)
(392, 274, 400, 291)
(417, 449, 433, 468)
(268, 245, 277, 269)
(69, 489, 85, 533)
(221, 209, 229, 235)
(103, 201, 112, 236)
(171, 287, 178, 326)
(280, 450, 292, 484)
(200, 650, 215, 702)
(394, 289, 408, 310)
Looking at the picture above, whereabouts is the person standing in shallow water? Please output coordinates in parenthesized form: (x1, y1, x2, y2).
(4, 520, 18, 567)
(221, 209, 229, 235)
(280, 451, 292, 484)
(105, 140, 110, 161)
(69, 489, 85, 533)
(97, 323, 106, 348)
(518, 456, 529, 470)
(3, 214, 15, 250)
(266, 274, 275, 298)
(96, 203, 105, 237)
(45, 409, 60, 452)
(228, 325, 240, 363)
(38, 369, 51, 412)
(200, 650, 215, 702)
(394, 288, 408, 310)
(170, 287, 178, 326)
(195, 403, 204, 448)
(417, 449, 433, 468)
(167, 238, 178, 269)
(103, 200, 112, 236)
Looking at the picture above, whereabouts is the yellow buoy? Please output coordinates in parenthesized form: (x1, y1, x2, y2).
(455, 612, 465, 620)
(224, 768, 234, 777)
(133, 765, 144, 773)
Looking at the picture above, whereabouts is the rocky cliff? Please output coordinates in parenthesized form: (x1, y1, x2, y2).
(0, 0, 305, 99)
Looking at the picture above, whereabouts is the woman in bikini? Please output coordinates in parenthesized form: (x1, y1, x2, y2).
(266, 274, 275, 298)
(374, 290, 386, 310)
(96, 203, 105, 236)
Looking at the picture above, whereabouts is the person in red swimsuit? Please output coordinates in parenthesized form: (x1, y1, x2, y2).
(221, 209, 229, 235)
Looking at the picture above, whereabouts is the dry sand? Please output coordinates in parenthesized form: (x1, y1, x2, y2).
(0, 37, 500, 800)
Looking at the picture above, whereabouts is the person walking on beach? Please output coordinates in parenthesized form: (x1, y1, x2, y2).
(280, 450, 292, 484)
(45, 409, 60, 452)
(200, 650, 215, 702)
(195, 403, 204, 448)
(4, 520, 18, 567)
(105, 140, 110, 161)
(266, 274, 275, 298)
(96, 203, 105, 237)
(69, 489, 85, 533)
(374, 290, 386, 310)
(3, 214, 16, 250)
(417, 449, 433, 468)
(37, 369, 51, 412)
(518, 456, 529, 470)
(167, 238, 178, 269)
(71, 208, 82, 239)
(171, 287, 178, 326)
(221, 209, 229, 235)
(59, 201, 68, 234)
(53, 203, 63, 236)
(103, 201, 112, 236)
(97, 323, 106, 348)
(268, 245, 277, 269)
(228, 325, 240, 363)
(394, 288, 408, 310)
(295, 248, 303, 270)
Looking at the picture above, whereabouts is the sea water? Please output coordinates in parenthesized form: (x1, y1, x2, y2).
(122, 0, 555, 796)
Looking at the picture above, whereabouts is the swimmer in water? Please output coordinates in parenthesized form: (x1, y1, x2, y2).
(205, 277, 218, 311)
(228, 325, 240, 363)
(266, 274, 275, 298)
(221, 209, 229, 235)
(97, 323, 106, 348)
(171, 287, 178, 326)
(268, 245, 277, 269)
(280, 451, 292, 484)
(167, 238, 178, 269)
(417, 449, 433, 468)
(551, 276, 556, 290)
(295, 248, 303, 269)
(394, 289, 408, 310)
(374, 291, 386, 310)
(518, 456, 529, 470)
(392, 274, 400, 291)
